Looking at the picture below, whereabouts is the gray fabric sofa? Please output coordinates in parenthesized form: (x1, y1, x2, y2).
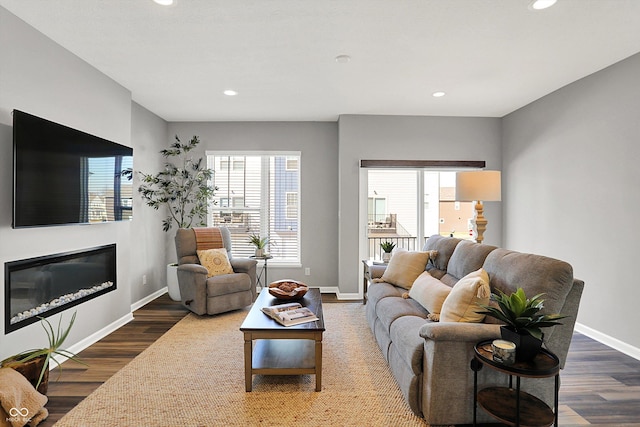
(366, 235, 584, 425)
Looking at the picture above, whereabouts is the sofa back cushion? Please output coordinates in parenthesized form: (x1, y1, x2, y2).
(483, 248, 574, 341)
(422, 235, 462, 279)
(440, 240, 497, 286)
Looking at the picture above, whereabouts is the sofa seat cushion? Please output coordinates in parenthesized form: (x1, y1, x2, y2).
(368, 281, 405, 306)
(376, 296, 428, 333)
(206, 273, 251, 297)
(390, 315, 432, 375)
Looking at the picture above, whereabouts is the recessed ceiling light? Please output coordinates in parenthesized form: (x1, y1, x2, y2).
(432, 91, 446, 98)
(153, 0, 174, 5)
(335, 54, 351, 63)
(223, 89, 238, 96)
(529, 0, 557, 10)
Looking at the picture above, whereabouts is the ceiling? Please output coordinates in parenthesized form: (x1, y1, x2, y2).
(2, 0, 640, 122)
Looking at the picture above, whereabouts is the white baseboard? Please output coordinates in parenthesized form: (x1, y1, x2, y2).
(50, 311, 134, 369)
(49, 288, 169, 369)
(131, 287, 168, 312)
(574, 322, 640, 361)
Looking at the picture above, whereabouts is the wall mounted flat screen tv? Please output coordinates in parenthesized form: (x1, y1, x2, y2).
(12, 110, 133, 228)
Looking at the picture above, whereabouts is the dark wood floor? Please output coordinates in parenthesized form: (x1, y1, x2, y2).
(40, 294, 640, 426)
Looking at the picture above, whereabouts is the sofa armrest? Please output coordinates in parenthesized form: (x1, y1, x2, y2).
(419, 321, 502, 343)
(369, 264, 387, 280)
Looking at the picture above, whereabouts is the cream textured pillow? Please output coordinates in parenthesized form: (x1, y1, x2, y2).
(408, 271, 452, 317)
(197, 248, 234, 277)
(439, 268, 491, 323)
(378, 249, 434, 290)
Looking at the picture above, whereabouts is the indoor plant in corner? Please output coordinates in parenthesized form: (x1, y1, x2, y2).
(123, 135, 216, 301)
(477, 287, 567, 362)
(1, 312, 84, 395)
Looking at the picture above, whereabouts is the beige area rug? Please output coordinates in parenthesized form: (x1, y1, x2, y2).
(56, 303, 427, 426)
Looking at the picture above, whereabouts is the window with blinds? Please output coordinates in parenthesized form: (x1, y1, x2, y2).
(207, 152, 301, 264)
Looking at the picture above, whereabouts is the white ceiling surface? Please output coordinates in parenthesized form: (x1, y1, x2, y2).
(2, 0, 640, 122)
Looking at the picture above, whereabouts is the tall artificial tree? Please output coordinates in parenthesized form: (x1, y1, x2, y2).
(124, 135, 216, 232)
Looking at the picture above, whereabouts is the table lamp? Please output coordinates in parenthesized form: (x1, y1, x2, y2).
(455, 170, 502, 244)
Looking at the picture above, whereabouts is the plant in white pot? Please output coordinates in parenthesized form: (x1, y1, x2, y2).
(249, 234, 269, 257)
(380, 241, 396, 262)
(477, 288, 567, 362)
(123, 135, 216, 301)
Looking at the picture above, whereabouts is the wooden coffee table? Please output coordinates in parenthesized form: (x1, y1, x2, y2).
(240, 288, 325, 391)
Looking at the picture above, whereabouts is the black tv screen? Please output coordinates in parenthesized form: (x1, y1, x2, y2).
(12, 110, 133, 228)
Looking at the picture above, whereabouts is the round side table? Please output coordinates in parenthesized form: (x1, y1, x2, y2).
(250, 254, 273, 290)
(471, 340, 560, 427)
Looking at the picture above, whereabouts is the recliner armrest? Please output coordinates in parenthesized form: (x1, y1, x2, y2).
(177, 263, 208, 275)
(419, 321, 502, 343)
(230, 257, 257, 274)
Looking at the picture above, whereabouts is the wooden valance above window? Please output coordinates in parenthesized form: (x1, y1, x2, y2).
(359, 160, 486, 169)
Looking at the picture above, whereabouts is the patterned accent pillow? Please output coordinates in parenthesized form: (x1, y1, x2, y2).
(439, 268, 491, 323)
(197, 248, 234, 277)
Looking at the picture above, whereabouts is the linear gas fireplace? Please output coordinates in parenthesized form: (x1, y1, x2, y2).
(5, 244, 116, 333)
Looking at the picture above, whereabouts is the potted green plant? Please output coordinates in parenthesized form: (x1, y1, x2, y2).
(249, 233, 269, 257)
(380, 241, 396, 262)
(477, 287, 567, 361)
(1, 312, 85, 395)
(123, 135, 216, 301)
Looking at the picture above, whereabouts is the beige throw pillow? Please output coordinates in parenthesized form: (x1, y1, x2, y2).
(439, 268, 491, 323)
(408, 271, 452, 317)
(197, 248, 234, 277)
(379, 249, 434, 290)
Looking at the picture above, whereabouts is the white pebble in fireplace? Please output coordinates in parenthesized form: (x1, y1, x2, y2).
(10, 281, 114, 325)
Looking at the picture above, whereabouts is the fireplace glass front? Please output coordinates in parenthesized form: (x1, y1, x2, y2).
(5, 244, 116, 333)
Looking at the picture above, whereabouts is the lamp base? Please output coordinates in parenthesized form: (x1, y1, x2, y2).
(474, 201, 487, 244)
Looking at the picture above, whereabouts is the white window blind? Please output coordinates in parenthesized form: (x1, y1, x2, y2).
(207, 152, 301, 264)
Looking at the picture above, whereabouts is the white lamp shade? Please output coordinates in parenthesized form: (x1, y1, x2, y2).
(455, 170, 502, 202)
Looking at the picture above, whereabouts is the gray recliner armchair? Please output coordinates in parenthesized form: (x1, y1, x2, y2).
(174, 227, 257, 315)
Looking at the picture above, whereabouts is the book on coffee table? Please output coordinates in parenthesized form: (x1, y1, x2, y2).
(261, 302, 319, 326)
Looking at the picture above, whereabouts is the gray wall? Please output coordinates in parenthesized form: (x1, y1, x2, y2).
(0, 7, 166, 360)
(129, 102, 170, 303)
(337, 115, 503, 294)
(502, 52, 640, 350)
(167, 121, 339, 290)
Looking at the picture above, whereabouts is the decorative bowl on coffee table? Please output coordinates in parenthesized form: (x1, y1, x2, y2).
(268, 279, 308, 301)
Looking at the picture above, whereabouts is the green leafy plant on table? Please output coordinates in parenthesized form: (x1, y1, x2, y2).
(477, 287, 567, 340)
(380, 241, 396, 253)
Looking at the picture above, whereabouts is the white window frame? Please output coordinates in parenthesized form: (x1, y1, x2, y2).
(207, 150, 301, 267)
